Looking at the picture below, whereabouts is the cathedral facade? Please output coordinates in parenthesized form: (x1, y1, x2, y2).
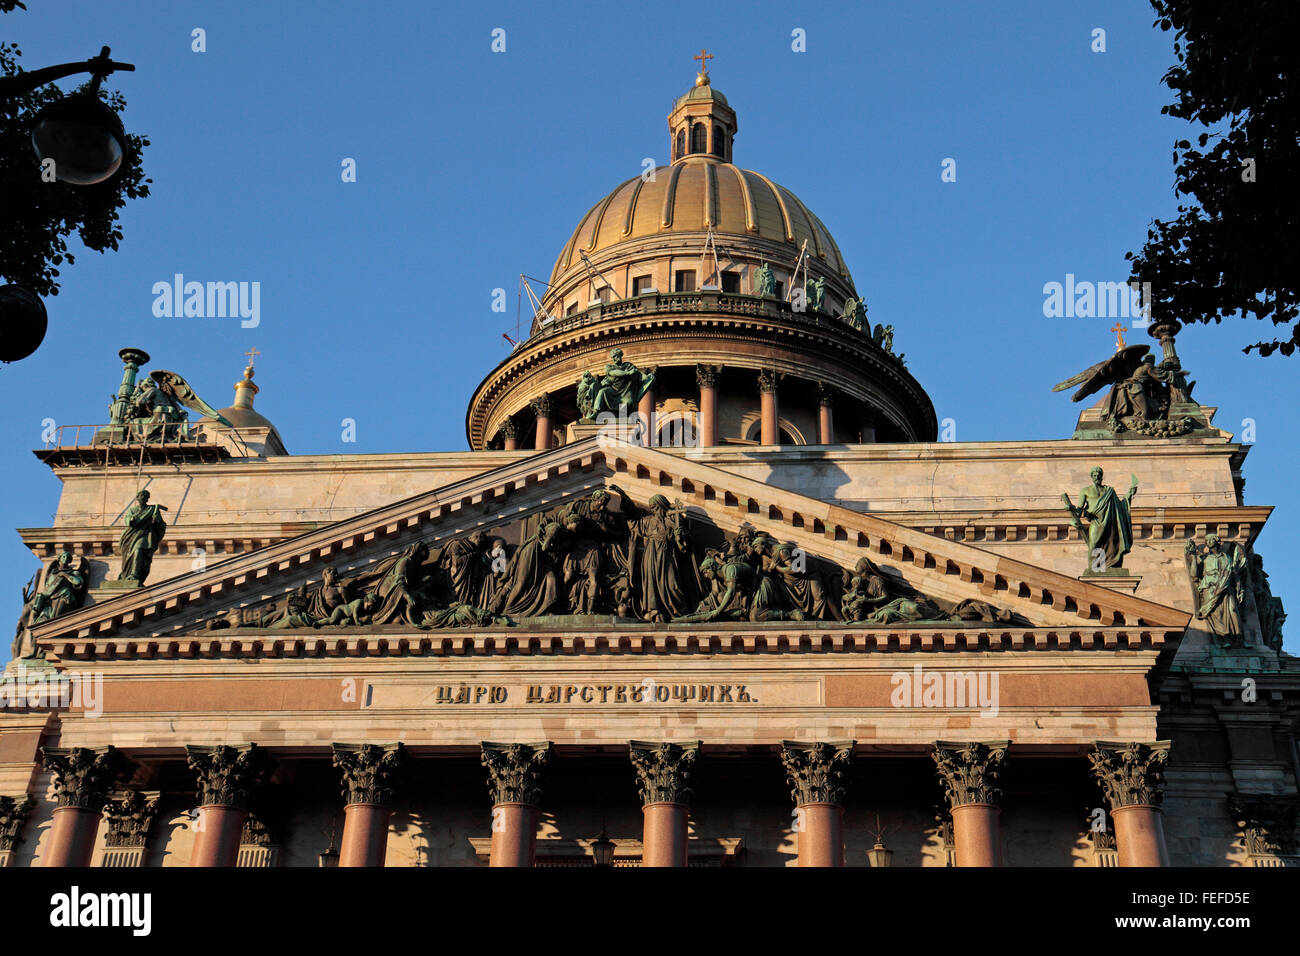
(1, 68, 1295, 869)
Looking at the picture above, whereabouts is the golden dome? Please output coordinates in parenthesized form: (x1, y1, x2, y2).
(547, 155, 855, 289)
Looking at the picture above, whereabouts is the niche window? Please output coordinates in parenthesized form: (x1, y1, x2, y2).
(674, 270, 697, 293)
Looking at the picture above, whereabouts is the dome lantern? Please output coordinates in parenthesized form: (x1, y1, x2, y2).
(670, 50, 736, 163)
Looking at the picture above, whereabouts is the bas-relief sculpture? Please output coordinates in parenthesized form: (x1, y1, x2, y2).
(1052, 344, 1201, 438)
(576, 349, 657, 422)
(203, 494, 1023, 632)
(11, 551, 89, 659)
(1061, 466, 1137, 574)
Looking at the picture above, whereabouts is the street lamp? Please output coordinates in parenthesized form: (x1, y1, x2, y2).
(590, 826, 616, 868)
(866, 815, 894, 867)
(0, 45, 135, 185)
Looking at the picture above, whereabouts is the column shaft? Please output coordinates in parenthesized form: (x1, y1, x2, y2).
(642, 802, 688, 867)
(43, 807, 100, 868)
(760, 390, 779, 445)
(339, 803, 393, 868)
(951, 803, 1000, 867)
(190, 805, 247, 867)
(698, 384, 717, 446)
(817, 403, 834, 444)
(638, 389, 656, 446)
(534, 415, 551, 450)
(489, 802, 538, 867)
(1112, 805, 1169, 867)
(796, 803, 844, 867)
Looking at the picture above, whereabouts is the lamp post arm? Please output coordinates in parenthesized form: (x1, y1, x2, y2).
(0, 46, 134, 100)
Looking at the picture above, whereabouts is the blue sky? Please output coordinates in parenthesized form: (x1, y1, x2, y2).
(2, 0, 1295, 654)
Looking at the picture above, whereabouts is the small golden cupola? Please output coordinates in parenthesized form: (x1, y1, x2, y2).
(209, 349, 288, 456)
(669, 50, 737, 163)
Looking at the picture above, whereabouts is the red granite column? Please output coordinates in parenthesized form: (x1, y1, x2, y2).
(481, 741, 552, 867)
(186, 744, 275, 867)
(637, 388, 656, 447)
(933, 741, 1009, 867)
(39, 746, 135, 867)
(781, 740, 855, 866)
(501, 419, 519, 452)
(758, 369, 781, 445)
(816, 383, 836, 445)
(695, 364, 720, 447)
(334, 742, 408, 868)
(1090, 741, 1171, 867)
(531, 394, 552, 450)
(630, 740, 700, 868)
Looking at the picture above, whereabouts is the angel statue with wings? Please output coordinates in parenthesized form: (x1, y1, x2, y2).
(1052, 345, 1195, 435)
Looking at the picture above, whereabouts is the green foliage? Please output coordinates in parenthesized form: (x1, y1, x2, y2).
(0, 41, 151, 298)
(1126, 0, 1300, 356)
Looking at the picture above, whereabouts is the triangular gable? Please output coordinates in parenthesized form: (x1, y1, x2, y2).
(29, 437, 1189, 651)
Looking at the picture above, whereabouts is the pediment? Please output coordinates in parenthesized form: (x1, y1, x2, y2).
(30, 437, 1189, 659)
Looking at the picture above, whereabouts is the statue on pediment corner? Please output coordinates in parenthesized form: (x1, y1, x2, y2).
(12, 551, 90, 658)
(1062, 467, 1137, 574)
(116, 490, 168, 585)
(1248, 552, 1286, 653)
(1185, 534, 1249, 649)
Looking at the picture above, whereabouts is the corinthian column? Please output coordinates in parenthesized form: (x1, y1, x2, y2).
(101, 790, 160, 867)
(695, 364, 721, 447)
(531, 393, 553, 450)
(186, 744, 275, 867)
(630, 740, 700, 867)
(481, 741, 552, 867)
(1089, 741, 1171, 867)
(501, 418, 519, 452)
(816, 382, 836, 445)
(0, 795, 34, 867)
(933, 740, 1009, 867)
(333, 743, 408, 868)
(780, 740, 855, 867)
(757, 369, 781, 445)
(39, 746, 135, 867)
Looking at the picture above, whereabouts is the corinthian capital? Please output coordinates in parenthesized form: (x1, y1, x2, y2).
(780, 740, 855, 807)
(102, 790, 160, 848)
(1089, 741, 1170, 809)
(530, 392, 553, 417)
(629, 740, 700, 806)
(186, 743, 275, 810)
(333, 742, 409, 808)
(40, 746, 135, 810)
(481, 741, 553, 807)
(0, 795, 34, 852)
(1228, 793, 1300, 858)
(695, 364, 722, 389)
(933, 740, 1009, 808)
